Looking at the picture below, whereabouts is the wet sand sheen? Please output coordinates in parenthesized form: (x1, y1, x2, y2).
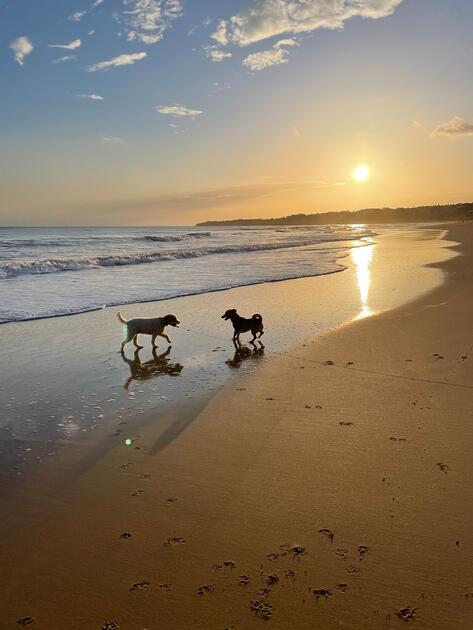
(2, 226, 472, 629)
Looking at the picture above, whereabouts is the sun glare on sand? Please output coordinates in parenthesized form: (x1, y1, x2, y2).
(352, 164, 370, 182)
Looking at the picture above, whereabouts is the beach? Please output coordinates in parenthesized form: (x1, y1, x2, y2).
(1, 224, 472, 629)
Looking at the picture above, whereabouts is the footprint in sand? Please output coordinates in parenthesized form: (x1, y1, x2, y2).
(101, 622, 120, 630)
(160, 584, 172, 592)
(267, 552, 279, 561)
(396, 607, 417, 621)
(166, 497, 178, 503)
(266, 574, 279, 586)
(129, 581, 150, 591)
(357, 545, 370, 560)
(238, 574, 250, 586)
(324, 360, 334, 366)
(335, 548, 348, 558)
(214, 560, 236, 571)
(312, 588, 332, 600)
(250, 600, 272, 620)
(346, 565, 360, 575)
(346, 361, 354, 367)
(283, 569, 295, 579)
(139, 474, 151, 480)
(119, 532, 132, 539)
(390, 437, 407, 442)
(16, 619, 34, 627)
(132, 490, 145, 497)
(164, 536, 186, 546)
(319, 528, 334, 542)
(336, 583, 348, 592)
(339, 421, 353, 427)
(120, 462, 133, 469)
(197, 584, 215, 597)
(436, 462, 449, 474)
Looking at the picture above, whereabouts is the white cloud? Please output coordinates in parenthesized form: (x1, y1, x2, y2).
(274, 37, 299, 48)
(78, 94, 105, 101)
(49, 38, 82, 50)
(292, 126, 302, 136)
(431, 116, 473, 138)
(204, 45, 232, 62)
(52, 55, 78, 64)
(87, 51, 147, 71)
(211, 19, 228, 45)
(215, 0, 404, 47)
(69, 0, 104, 21)
(69, 11, 87, 22)
(156, 104, 203, 117)
(10, 36, 33, 66)
(122, 0, 183, 45)
(88, 30, 96, 35)
(243, 46, 289, 71)
(100, 135, 125, 144)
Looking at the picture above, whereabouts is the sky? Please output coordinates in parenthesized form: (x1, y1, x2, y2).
(1, 0, 473, 226)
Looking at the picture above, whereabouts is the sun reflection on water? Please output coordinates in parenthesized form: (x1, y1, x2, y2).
(351, 243, 374, 319)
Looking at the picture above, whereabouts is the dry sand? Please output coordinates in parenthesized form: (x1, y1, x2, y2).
(2, 224, 473, 629)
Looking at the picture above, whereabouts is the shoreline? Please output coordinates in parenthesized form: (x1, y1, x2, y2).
(1, 225, 470, 629)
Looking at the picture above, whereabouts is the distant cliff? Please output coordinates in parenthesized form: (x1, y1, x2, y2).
(197, 202, 473, 226)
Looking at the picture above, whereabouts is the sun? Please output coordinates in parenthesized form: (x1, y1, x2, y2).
(352, 164, 370, 182)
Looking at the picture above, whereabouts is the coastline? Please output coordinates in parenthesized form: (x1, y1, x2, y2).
(1, 225, 471, 629)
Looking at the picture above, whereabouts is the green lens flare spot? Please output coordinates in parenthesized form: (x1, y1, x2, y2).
(125, 438, 133, 446)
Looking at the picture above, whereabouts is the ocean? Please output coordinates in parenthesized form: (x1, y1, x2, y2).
(0, 225, 377, 323)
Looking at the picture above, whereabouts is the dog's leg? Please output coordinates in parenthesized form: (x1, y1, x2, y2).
(151, 334, 158, 348)
(159, 333, 171, 344)
(258, 330, 264, 338)
(133, 334, 143, 349)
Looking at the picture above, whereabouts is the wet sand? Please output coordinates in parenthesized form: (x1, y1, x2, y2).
(1, 225, 472, 629)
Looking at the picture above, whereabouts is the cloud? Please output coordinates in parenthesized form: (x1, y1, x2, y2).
(204, 45, 232, 62)
(122, 0, 183, 45)
(87, 51, 147, 71)
(78, 94, 105, 101)
(52, 55, 78, 64)
(100, 135, 124, 144)
(83, 179, 346, 220)
(69, 11, 87, 22)
(156, 104, 203, 117)
(243, 46, 289, 71)
(211, 19, 229, 45)
(411, 120, 422, 128)
(68, 0, 104, 21)
(10, 36, 33, 66)
(274, 37, 299, 48)
(214, 0, 404, 47)
(431, 116, 473, 138)
(49, 38, 82, 50)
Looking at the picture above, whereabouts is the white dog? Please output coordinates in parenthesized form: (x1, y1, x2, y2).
(117, 312, 180, 352)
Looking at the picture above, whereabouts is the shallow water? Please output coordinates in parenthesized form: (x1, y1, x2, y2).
(0, 225, 376, 322)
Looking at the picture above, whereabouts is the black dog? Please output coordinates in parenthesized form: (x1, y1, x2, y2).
(222, 308, 264, 344)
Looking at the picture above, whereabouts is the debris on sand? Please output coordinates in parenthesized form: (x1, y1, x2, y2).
(16, 619, 34, 627)
(396, 607, 417, 621)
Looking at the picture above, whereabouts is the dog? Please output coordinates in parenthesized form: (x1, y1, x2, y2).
(222, 308, 264, 344)
(117, 312, 180, 352)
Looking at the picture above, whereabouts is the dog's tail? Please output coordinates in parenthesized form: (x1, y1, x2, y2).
(252, 313, 263, 322)
(117, 312, 127, 324)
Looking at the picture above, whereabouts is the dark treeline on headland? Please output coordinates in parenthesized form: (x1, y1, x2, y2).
(197, 202, 473, 226)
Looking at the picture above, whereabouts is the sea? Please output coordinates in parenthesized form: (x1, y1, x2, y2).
(0, 225, 377, 323)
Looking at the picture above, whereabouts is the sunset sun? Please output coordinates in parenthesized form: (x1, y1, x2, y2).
(352, 164, 370, 182)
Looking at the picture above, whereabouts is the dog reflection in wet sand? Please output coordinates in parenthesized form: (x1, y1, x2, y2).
(121, 347, 183, 389)
(226, 343, 265, 368)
